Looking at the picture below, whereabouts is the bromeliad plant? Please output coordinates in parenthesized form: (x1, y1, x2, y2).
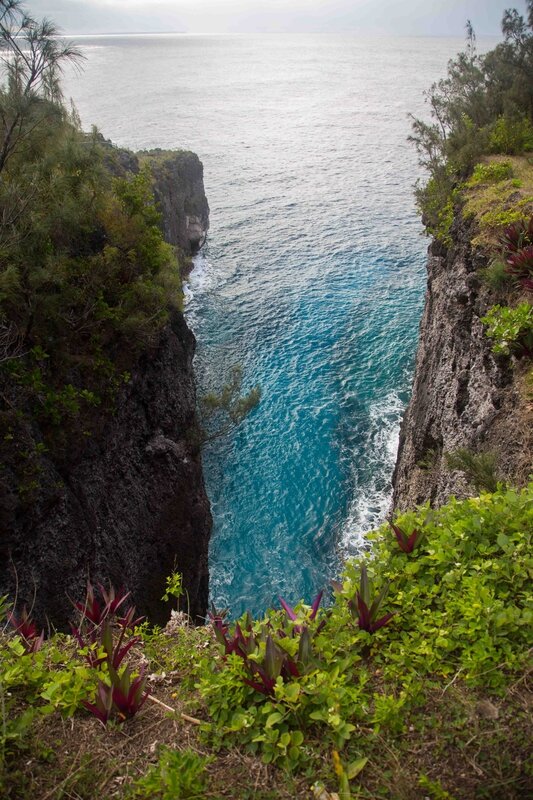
(7, 606, 44, 654)
(390, 522, 422, 554)
(71, 582, 149, 725)
(500, 217, 533, 291)
(211, 595, 324, 697)
(335, 565, 394, 634)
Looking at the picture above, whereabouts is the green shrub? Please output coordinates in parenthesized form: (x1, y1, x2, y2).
(478, 197, 533, 232)
(445, 448, 501, 492)
(161, 570, 184, 606)
(410, 6, 533, 242)
(199, 365, 261, 443)
(489, 116, 533, 155)
(199, 485, 533, 767)
(130, 746, 213, 799)
(364, 484, 533, 687)
(0, 120, 184, 489)
(415, 174, 457, 246)
(481, 302, 533, 355)
(480, 258, 516, 293)
(466, 160, 514, 186)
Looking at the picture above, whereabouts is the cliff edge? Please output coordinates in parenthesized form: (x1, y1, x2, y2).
(142, 149, 210, 257)
(103, 141, 210, 259)
(0, 144, 212, 628)
(393, 196, 532, 511)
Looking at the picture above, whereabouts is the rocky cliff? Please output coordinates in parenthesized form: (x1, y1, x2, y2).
(392, 212, 532, 511)
(103, 140, 210, 260)
(143, 149, 210, 257)
(0, 147, 212, 628)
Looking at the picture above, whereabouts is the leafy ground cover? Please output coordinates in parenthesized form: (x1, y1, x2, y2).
(1, 484, 531, 799)
(410, 4, 533, 379)
(463, 156, 533, 248)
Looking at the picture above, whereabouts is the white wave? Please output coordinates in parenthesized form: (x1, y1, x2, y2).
(183, 251, 217, 330)
(340, 391, 404, 555)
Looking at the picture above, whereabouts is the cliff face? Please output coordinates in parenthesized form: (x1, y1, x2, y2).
(145, 150, 210, 255)
(0, 148, 212, 628)
(103, 141, 210, 257)
(392, 213, 532, 511)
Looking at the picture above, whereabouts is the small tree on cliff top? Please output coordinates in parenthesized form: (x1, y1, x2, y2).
(410, 1, 533, 180)
(0, 0, 83, 175)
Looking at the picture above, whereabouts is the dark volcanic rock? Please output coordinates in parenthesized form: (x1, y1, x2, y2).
(97, 137, 210, 256)
(143, 150, 210, 255)
(0, 139, 212, 628)
(392, 214, 532, 511)
(1, 312, 211, 628)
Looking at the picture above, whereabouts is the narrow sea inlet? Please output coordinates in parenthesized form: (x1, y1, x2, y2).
(63, 33, 496, 616)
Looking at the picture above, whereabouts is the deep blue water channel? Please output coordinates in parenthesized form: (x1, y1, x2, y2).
(63, 34, 498, 617)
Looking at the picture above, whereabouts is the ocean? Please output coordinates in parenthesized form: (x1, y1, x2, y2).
(62, 34, 497, 617)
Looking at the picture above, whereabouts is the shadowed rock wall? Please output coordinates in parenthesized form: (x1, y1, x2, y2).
(392, 214, 532, 511)
(0, 146, 212, 628)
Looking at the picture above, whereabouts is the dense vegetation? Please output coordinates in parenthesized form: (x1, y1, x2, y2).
(411, 1, 533, 242)
(0, 1, 182, 495)
(1, 484, 531, 798)
(412, 2, 533, 374)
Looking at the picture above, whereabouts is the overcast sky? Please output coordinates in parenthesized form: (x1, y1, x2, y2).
(25, 0, 519, 36)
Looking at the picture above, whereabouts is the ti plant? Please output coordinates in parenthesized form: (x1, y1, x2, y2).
(72, 582, 149, 725)
(335, 565, 393, 634)
(7, 606, 44, 653)
(279, 590, 324, 634)
(500, 217, 533, 292)
(211, 600, 322, 697)
(390, 522, 421, 554)
(83, 665, 149, 725)
(499, 217, 533, 253)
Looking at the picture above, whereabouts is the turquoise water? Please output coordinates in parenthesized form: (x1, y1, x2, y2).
(63, 34, 497, 617)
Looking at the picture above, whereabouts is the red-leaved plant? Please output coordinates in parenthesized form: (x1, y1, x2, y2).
(390, 523, 422, 554)
(211, 596, 323, 697)
(83, 666, 149, 725)
(207, 603, 230, 636)
(279, 590, 324, 634)
(7, 606, 44, 653)
(506, 245, 533, 286)
(499, 218, 533, 253)
(72, 582, 149, 725)
(500, 217, 533, 292)
(334, 565, 394, 634)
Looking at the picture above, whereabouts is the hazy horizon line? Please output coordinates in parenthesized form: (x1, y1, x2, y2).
(62, 30, 502, 38)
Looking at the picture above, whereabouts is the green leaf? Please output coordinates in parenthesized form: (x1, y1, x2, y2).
(279, 731, 291, 747)
(497, 533, 510, 550)
(283, 683, 301, 703)
(265, 712, 283, 728)
(346, 756, 369, 779)
(291, 730, 304, 747)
